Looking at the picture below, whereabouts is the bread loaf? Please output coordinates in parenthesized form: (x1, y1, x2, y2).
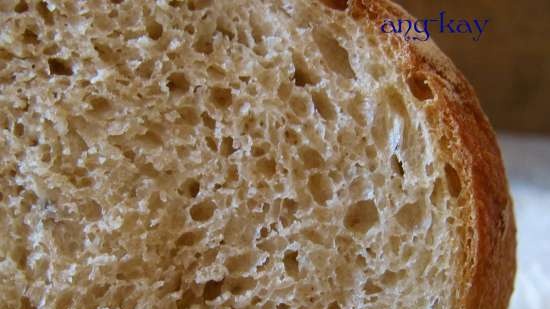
(0, 0, 516, 308)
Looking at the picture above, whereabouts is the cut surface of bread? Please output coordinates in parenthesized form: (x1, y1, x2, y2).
(0, 0, 515, 308)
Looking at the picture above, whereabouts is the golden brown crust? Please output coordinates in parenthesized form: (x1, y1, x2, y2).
(346, 0, 517, 308)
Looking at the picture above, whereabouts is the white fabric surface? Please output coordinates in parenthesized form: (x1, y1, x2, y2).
(498, 134, 550, 309)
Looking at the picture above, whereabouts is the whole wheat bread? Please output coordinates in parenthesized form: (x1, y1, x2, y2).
(0, 0, 515, 308)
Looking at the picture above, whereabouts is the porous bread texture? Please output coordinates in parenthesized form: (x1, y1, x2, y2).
(0, 0, 470, 308)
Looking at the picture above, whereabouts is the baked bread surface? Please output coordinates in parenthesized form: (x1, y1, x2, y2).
(0, 0, 515, 308)
(352, 1, 517, 308)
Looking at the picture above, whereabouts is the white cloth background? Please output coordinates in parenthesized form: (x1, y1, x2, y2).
(498, 134, 550, 309)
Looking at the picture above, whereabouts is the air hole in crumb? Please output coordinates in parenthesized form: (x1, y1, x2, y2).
(407, 72, 434, 101)
(14, 0, 29, 13)
(205, 136, 217, 151)
(445, 164, 462, 197)
(54, 292, 73, 309)
(203, 279, 223, 301)
(27, 137, 38, 147)
(201, 112, 216, 129)
(277, 82, 292, 101)
(19, 296, 33, 309)
(48, 58, 73, 76)
(178, 106, 200, 126)
(43, 43, 59, 55)
(193, 32, 214, 54)
(146, 19, 163, 40)
(430, 178, 445, 206)
(380, 269, 406, 286)
(79, 177, 94, 188)
(216, 17, 235, 39)
(364, 281, 383, 294)
(190, 200, 215, 222)
(303, 228, 324, 245)
(178, 178, 200, 198)
(90, 284, 110, 299)
(0, 115, 8, 130)
(176, 230, 203, 247)
(137, 130, 162, 148)
(123, 149, 135, 161)
(355, 255, 367, 267)
(396, 201, 425, 230)
(220, 136, 237, 156)
(308, 173, 333, 205)
(210, 87, 233, 108)
(22, 29, 39, 44)
(277, 304, 290, 309)
(260, 226, 269, 238)
(207, 65, 226, 80)
(36, 1, 53, 25)
(13, 123, 24, 137)
(226, 164, 239, 183)
(225, 252, 258, 273)
(184, 24, 195, 34)
(283, 250, 299, 279)
(391, 154, 405, 176)
(299, 146, 324, 169)
(88, 96, 112, 116)
(187, 0, 212, 10)
(312, 28, 356, 79)
(167, 0, 180, 7)
(225, 277, 256, 295)
(328, 301, 341, 309)
(178, 289, 200, 307)
(129, 185, 155, 208)
(239, 76, 251, 83)
(292, 52, 320, 87)
(11, 244, 28, 269)
(52, 221, 83, 257)
(111, 0, 124, 3)
(312, 90, 337, 121)
(284, 128, 300, 145)
(319, 0, 349, 11)
(81, 200, 102, 221)
(256, 158, 276, 177)
(167, 72, 189, 94)
(289, 95, 311, 117)
(136, 59, 155, 78)
(92, 41, 115, 63)
(251, 143, 269, 157)
(344, 200, 379, 233)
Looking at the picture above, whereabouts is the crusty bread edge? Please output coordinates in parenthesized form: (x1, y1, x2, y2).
(346, 1, 517, 308)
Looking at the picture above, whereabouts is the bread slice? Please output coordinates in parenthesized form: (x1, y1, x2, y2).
(0, 0, 516, 308)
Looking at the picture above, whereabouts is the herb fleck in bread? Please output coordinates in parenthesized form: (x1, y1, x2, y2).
(0, 0, 516, 308)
